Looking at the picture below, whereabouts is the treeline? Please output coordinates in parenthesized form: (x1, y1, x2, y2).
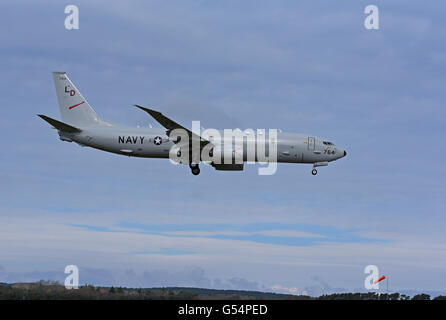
(0, 281, 198, 300)
(318, 292, 440, 300)
(0, 281, 444, 300)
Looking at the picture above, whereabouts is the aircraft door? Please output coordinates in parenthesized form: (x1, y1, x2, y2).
(308, 137, 315, 150)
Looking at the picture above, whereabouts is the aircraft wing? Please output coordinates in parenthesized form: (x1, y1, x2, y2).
(134, 105, 213, 148)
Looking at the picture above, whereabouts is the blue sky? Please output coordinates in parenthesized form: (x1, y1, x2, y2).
(1, 0, 446, 295)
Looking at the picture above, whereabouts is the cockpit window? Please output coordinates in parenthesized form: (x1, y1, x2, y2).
(323, 141, 335, 146)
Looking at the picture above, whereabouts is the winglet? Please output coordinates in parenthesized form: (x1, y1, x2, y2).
(38, 114, 82, 133)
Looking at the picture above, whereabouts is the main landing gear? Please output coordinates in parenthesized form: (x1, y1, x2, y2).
(190, 163, 200, 176)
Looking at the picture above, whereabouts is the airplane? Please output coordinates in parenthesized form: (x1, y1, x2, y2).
(38, 71, 347, 176)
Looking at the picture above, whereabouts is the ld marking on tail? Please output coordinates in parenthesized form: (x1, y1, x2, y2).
(64, 86, 76, 96)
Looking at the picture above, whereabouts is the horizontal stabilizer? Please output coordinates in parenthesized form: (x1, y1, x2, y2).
(38, 114, 82, 133)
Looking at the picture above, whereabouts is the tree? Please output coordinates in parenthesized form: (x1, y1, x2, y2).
(412, 293, 430, 300)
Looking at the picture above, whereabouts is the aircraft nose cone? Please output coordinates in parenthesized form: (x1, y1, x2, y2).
(344, 150, 347, 157)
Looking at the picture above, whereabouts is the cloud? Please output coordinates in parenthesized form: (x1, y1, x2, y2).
(269, 284, 304, 295)
(71, 221, 385, 247)
(221, 277, 262, 291)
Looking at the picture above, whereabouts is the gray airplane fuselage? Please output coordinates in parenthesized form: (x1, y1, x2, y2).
(60, 124, 346, 164)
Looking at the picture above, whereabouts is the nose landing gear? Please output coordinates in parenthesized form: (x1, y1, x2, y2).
(311, 161, 327, 176)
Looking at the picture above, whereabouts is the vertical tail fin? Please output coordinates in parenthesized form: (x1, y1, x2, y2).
(52, 71, 100, 126)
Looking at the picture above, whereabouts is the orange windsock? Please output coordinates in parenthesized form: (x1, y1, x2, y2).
(374, 275, 386, 284)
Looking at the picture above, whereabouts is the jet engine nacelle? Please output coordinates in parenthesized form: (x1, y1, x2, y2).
(206, 144, 243, 166)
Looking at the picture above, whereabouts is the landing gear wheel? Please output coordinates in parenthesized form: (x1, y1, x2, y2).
(311, 169, 317, 175)
(191, 166, 200, 176)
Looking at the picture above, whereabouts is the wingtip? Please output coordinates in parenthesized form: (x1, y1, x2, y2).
(134, 104, 160, 114)
(134, 104, 147, 110)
